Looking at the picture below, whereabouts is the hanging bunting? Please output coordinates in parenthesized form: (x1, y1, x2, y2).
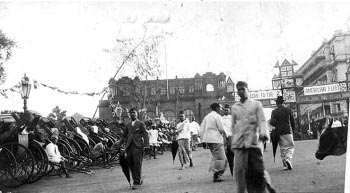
(10, 87, 20, 93)
(0, 90, 8, 98)
(1, 77, 110, 97)
(33, 80, 39, 89)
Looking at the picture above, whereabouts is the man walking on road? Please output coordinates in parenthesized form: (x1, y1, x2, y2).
(231, 81, 276, 193)
(189, 117, 200, 151)
(200, 103, 227, 182)
(116, 108, 149, 190)
(222, 104, 234, 176)
(270, 96, 295, 171)
(176, 111, 193, 170)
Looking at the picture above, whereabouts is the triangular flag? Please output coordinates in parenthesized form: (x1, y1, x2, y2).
(0, 90, 8, 98)
(33, 80, 39, 89)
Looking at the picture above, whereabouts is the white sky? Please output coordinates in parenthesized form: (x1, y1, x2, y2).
(1, 1, 350, 117)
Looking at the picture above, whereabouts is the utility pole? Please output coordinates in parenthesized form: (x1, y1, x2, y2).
(175, 75, 179, 120)
(165, 44, 169, 100)
(143, 74, 147, 110)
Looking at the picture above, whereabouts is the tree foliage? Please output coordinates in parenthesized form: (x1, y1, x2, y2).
(47, 106, 67, 122)
(0, 29, 16, 85)
(105, 24, 173, 109)
(105, 26, 172, 79)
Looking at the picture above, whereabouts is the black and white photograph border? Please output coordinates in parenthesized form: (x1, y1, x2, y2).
(0, 1, 350, 193)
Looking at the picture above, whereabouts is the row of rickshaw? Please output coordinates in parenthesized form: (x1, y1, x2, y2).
(0, 110, 124, 188)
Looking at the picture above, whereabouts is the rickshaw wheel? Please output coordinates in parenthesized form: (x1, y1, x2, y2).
(3, 142, 35, 185)
(0, 145, 19, 187)
(57, 142, 71, 168)
(36, 140, 49, 178)
(26, 140, 47, 183)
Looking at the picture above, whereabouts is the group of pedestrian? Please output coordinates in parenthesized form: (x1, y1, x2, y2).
(114, 81, 296, 192)
(199, 81, 295, 193)
(144, 122, 177, 159)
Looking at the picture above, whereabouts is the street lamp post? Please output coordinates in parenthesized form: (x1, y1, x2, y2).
(21, 73, 32, 112)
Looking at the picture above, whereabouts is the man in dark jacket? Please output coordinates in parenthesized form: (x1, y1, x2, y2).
(117, 108, 149, 190)
(270, 96, 295, 171)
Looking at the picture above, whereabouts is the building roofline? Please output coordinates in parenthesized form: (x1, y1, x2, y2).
(114, 72, 226, 82)
(296, 31, 350, 75)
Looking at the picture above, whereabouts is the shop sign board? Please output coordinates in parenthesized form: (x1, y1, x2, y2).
(297, 93, 343, 103)
(248, 90, 279, 100)
(303, 83, 341, 95)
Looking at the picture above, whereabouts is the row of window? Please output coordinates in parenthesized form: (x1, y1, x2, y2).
(141, 84, 216, 96)
(116, 83, 226, 97)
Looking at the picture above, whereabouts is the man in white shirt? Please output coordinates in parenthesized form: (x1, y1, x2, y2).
(45, 135, 73, 178)
(222, 104, 234, 176)
(331, 118, 343, 128)
(189, 117, 200, 151)
(176, 111, 193, 170)
(200, 103, 227, 182)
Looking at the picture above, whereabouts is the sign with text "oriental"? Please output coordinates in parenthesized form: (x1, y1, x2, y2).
(248, 90, 279, 100)
(304, 83, 341, 95)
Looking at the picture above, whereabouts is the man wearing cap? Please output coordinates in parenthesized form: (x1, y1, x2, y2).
(270, 96, 295, 171)
(45, 135, 73, 178)
(222, 104, 234, 177)
(116, 108, 149, 190)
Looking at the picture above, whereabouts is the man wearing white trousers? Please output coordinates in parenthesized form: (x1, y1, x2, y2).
(270, 96, 295, 171)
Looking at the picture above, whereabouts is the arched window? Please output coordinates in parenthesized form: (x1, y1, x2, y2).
(146, 111, 156, 119)
(206, 84, 214, 92)
(184, 109, 195, 121)
(164, 111, 176, 123)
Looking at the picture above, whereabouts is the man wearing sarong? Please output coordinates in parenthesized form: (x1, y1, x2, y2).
(222, 104, 234, 176)
(270, 96, 295, 171)
(176, 111, 193, 170)
(200, 103, 227, 182)
(232, 81, 276, 193)
(189, 117, 200, 151)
